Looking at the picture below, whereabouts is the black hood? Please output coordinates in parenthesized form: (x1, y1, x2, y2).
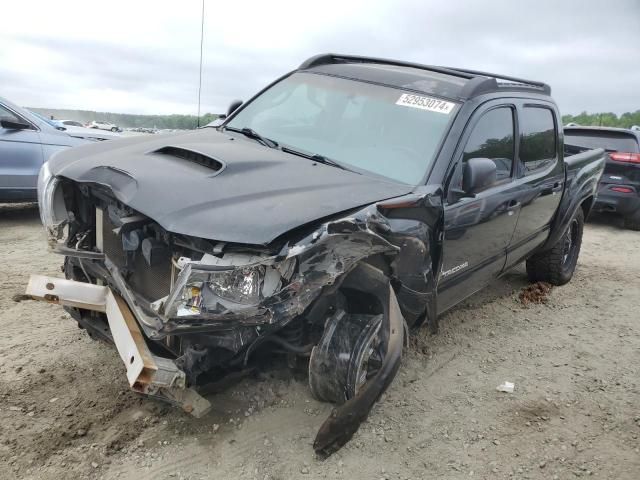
(49, 129, 414, 245)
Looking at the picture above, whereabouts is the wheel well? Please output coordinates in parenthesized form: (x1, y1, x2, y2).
(339, 287, 383, 315)
(581, 196, 594, 219)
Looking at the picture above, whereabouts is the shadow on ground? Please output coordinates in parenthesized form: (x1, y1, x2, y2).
(586, 211, 626, 229)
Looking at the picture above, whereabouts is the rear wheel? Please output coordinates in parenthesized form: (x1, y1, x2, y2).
(526, 207, 584, 286)
(111, 127, 118, 132)
(623, 211, 640, 231)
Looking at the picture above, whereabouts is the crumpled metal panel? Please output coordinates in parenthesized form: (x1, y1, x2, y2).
(157, 205, 400, 341)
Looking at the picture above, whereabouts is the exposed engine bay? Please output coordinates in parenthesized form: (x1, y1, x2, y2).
(32, 168, 440, 456)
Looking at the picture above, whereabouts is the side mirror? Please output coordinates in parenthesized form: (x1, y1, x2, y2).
(462, 158, 497, 195)
(226, 99, 243, 117)
(1, 119, 32, 130)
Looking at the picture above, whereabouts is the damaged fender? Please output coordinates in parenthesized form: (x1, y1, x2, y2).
(311, 263, 404, 457)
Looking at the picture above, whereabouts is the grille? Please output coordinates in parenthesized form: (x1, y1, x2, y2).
(101, 210, 172, 302)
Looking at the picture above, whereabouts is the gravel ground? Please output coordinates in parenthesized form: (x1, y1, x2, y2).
(0, 203, 638, 480)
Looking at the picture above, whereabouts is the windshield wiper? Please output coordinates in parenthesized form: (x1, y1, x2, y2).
(225, 127, 278, 148)
(281, 146, 359, 173)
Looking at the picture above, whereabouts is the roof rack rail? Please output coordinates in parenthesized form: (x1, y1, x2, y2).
(437, 66, 550, 93)
(298, 53, 552, 97)
(299, 53, 476, 80)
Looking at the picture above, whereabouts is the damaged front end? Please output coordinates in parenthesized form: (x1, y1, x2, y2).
(29, 167, 441, 455)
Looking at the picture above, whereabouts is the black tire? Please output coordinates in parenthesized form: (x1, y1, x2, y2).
(526, 207, 584, 286)
(111, 127, 118, 132)
(623, 211, 640, 231)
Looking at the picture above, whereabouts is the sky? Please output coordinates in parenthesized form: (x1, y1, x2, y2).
(1, 0, 638, 116)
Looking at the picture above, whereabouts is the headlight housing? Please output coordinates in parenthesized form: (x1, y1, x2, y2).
(37, 162, 69, 245)
(163, 258, 296, 318)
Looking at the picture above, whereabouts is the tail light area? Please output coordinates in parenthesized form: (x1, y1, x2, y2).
(609, 152, 640, 164)
(610, 186, 634, 194)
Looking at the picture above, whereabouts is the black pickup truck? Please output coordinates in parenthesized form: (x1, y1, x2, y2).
(29, 54, 605, 456)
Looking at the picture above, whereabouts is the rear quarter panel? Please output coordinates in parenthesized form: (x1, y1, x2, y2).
(542, 148, 605, 250)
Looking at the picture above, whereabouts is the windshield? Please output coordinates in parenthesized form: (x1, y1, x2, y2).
(227, 72, 457, 184)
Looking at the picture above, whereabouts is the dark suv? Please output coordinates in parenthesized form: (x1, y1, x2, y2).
(564, 126, 640, 230)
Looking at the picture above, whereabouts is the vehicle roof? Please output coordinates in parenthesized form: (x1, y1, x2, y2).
(298, 53, 552, 101)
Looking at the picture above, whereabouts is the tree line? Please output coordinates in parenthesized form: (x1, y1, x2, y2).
(29, 108, 220, 130)
(562, 110, 640, 129)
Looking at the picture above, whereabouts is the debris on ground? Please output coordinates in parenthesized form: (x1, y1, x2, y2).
(11, 293, 32, 303)
(496, 381, 515, 393)
(518, 282, 553, 305)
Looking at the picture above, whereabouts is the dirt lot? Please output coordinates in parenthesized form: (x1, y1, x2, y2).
(1, 203, 638, 480)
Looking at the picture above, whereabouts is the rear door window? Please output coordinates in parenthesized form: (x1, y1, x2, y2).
(519, 107, 557, 175)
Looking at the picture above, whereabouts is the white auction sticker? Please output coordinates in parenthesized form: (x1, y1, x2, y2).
(395, 93, 455, 114)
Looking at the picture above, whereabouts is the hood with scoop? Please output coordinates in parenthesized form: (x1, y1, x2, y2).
(48, 128, 413, 245)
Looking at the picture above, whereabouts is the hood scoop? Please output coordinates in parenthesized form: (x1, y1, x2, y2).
(151, 145, 225, 175)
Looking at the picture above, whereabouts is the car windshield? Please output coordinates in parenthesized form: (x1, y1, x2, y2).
(226, 72, 457, 184)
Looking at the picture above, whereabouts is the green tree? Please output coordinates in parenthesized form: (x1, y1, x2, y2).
(562, 110, 640, 129)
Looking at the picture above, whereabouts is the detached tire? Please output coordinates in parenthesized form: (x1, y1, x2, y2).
(526, 207, 584, 286)
(623, 211, 640, 231)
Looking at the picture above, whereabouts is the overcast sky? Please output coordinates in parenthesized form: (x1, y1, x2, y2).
(1, 0, 638, 116)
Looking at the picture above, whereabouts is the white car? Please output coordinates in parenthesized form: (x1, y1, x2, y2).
(88, 120, 120, 132)
(28, 112, 121, 141)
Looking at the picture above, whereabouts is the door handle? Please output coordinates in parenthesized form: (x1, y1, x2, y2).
(542, 181, 563, 195)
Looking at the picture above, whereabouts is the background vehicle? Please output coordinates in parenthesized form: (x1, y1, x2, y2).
(88, 120, 120, 132)
(59, 119, 83, 127)
(564, 126, 640, 230)
(30, 112, 122, 142)
(29, 54, 605, 455)
(0, 96, 90, 202)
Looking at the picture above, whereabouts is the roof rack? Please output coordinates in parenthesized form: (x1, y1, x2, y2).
(299, 53, 475, 80)
(298, 53, 551, 97)
(437, 66, 549, 91)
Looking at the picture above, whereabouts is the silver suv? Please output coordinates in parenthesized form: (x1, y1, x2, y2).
(0, 96, 90, 202)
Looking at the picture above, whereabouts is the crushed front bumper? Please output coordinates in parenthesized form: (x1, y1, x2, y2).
(25, 274, 211, 417)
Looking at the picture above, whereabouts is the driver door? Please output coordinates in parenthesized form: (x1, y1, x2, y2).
(438, 104, 521, 313)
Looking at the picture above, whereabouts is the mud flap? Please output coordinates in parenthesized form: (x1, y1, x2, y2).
(312, 264, 404, 457)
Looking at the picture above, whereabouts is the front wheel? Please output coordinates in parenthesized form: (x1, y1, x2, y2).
(111, 127, 118, 132)
(526, 207, 584, 286)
